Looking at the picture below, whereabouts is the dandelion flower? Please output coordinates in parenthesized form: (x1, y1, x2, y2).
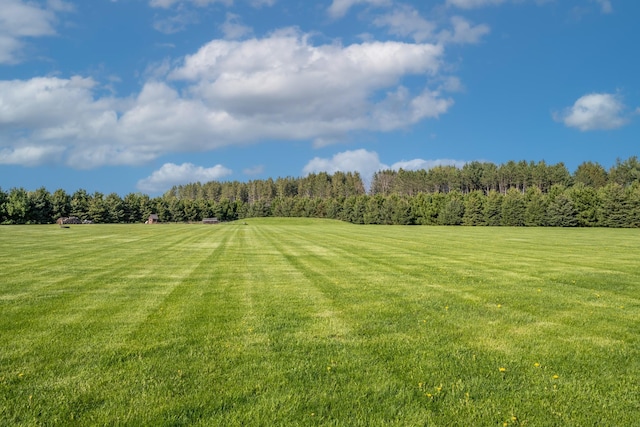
(553, 374, 559, 379)
(534, 362, 540, 368)
(499, 367, 506, 372)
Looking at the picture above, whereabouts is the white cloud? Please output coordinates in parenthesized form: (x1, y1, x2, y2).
(373, 6, 489, 46)
(243, 165, 265, 175)
(170, 30, 445, 129)
(391, 158, 467, 170)
(137, 162, 232, 193)
(149, 0, 269, 8)
(447, 0, 581, 10)
(438, 16, 490, 44)
(373, 5, 436, 42)
(555, 93, 630, 131)
(594, 0, 612, 14)
(0, 30, 455, 168)
(439, 76, 464, 92)
(0, 0, 68, 63)
(303, 149, 468, 186)
(47, 0, 75, 13)
(304, 149, 387, 185)
(0, 76, 110, 130)
(221, 13, 253, 40)
(149, 0, 232, 8)
(327, 0, 392, 19)
(250, 0, 276, 6)
(153, 11, 198, 34)
(0, 145, 65, 166)
(446, 0, 507, 8)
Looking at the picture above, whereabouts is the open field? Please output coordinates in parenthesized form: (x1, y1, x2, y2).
(1, 219, 639, 426)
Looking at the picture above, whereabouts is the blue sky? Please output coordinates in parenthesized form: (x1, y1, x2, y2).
(0, 0, 638, 195)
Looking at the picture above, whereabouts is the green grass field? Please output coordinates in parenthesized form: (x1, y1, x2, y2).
(1, 219, 639, 426)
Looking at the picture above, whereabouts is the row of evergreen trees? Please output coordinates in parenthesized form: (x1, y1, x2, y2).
(165, 157, 639, 201)
(1, 157, 639, 227)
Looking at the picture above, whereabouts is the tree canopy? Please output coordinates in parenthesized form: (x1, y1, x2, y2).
(2, 157, 640, 227)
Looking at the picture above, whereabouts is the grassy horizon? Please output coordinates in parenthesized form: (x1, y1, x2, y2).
(1, 219, 639, 425)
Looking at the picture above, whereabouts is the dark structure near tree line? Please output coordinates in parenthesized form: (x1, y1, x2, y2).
(202, 218, 220, 224)
(57, 217, 82, 225)
(147, 214, 159, 224)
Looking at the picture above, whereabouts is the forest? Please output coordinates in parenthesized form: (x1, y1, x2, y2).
(1, 156, 640, 227)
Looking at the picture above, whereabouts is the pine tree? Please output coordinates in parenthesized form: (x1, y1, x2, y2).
(463, 191, 485, 225)
(547, 193, 577, 227)
(501, 188, 525, 226)
(483, 190, 503, 226)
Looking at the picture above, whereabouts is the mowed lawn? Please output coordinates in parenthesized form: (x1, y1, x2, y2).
(1, 219, 639, 426)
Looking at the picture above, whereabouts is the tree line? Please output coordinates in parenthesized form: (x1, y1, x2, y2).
(1, 157, 639, 227)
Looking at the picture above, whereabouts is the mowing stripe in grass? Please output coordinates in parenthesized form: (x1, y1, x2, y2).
(1, 220, 639, 425)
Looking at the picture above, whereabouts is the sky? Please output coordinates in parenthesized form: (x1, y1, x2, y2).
(0, 0, 638, 196)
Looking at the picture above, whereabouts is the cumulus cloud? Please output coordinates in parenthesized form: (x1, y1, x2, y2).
(149, 0, 270, 9)
(249, 0, 276, 6)
(303, 149, 467, 186)
(373, 6, 489, 47)
(0, 0, 72, 63)
(0, 145, 65, 166)
(327, 0, 392, 19)
(149, 0, 232, 8)
(438, 16, 490, 44)
(0, 76, 129, 168)
(149, 0, 266, 33)
(391, 158, 467, 170)
(0, 30, 455, 168)
(221, 13, 252, 40)
(137, 162, 232, 193)
(170, 30, 446, 128)
(555, 93, 630, 131)
(446, 0, 507, 8)
(304, 149, 387, 179)
(373, 5, 436, 43)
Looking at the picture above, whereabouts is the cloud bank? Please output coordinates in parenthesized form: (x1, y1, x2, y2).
(0, 29, 454, 168)
(0, 0, 73, 64)
(137, 162, 232, 193)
